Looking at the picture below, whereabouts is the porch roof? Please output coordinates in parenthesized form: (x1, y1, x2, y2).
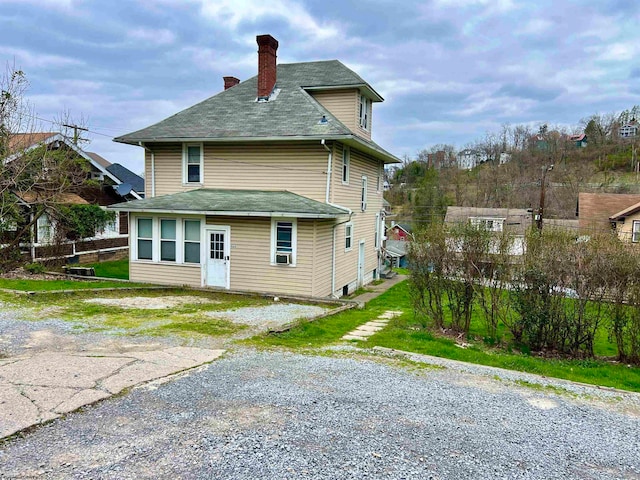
(108, 188, 350, 219)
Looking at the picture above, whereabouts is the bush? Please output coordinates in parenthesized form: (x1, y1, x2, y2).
(24, 262, 46, 274)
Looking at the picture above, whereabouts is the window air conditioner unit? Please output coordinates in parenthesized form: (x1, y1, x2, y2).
(275, 253, 291, 265)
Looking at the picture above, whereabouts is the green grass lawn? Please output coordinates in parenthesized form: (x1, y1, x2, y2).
(247, 279, 640, 392)
(0, 278, 147, 292)
(82, 258, 129, 279)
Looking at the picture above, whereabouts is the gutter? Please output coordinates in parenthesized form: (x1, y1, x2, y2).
(331, 212, 353, 299)
(322, 139, 332, 204)
(139, 142, 155, 198)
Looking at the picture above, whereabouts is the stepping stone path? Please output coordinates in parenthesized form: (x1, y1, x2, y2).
(341, 310, 403, 341)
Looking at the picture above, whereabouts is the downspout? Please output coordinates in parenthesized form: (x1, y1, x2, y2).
(139, 142, 155, 198)
(322, 139, 332, 203)
(331, 212, 352, 298)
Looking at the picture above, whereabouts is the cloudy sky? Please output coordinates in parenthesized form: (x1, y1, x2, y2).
(1, 0, 639, 173)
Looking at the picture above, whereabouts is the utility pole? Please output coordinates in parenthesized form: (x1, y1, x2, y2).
(536, 163, 554, 231)
(62, 124, 89, 145)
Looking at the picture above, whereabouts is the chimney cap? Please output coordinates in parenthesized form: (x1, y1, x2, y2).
(257, 34, 279, 50)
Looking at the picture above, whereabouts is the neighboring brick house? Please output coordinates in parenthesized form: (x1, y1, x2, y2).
(110, 35, 400, 298)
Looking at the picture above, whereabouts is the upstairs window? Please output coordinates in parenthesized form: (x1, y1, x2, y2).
(358, 94, 370, 130)
(183, 143, 203, 184)
(342, 146, 350, 184)
(361, 176, 368, 211)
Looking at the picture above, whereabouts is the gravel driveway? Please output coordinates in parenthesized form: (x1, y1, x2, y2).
(1, 350, 638, 479)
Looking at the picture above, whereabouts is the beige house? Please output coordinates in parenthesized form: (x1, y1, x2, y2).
(610, 201, 640, 243)
(110, 34, 400, 298)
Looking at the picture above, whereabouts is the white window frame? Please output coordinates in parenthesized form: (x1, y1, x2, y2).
(183, 219, 202, 264)
(271, 218, 297, 266)
(361, 176, 368, 211)
(345, 222, 353, 251)
(633, 220, 640, 243)
(37, 213, 53, 244)
(358, 94, 370, 130)
(183, 143, 204, 185)
(135, 217, 154, 261)
(470, 217, 505, 232)
(342, 146, 350, 185)
(160, 218, 177, 262)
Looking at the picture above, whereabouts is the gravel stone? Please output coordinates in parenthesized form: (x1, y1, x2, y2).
(1, 350, 638, 479)
(209, 303, 328, 327)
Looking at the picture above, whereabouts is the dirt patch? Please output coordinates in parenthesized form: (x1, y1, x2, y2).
(1, 268, 62, 281)
(84, 296, 219, 310)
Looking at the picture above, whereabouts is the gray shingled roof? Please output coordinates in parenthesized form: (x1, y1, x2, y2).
(108, 188, 350, 218)
(106, 163, 145, 194)
(114, 61, 399, 163)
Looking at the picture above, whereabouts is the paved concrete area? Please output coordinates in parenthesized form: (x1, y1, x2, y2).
(342, 310, 403, 341)
(0, 347, 224, 439)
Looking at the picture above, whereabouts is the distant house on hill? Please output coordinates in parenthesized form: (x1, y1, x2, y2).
(568, 133, 587, 148)
(456, 149, 486, 170)
(619, 120, 638, 139)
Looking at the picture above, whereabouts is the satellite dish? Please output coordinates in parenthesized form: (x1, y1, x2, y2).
(114, 183, 133, 196)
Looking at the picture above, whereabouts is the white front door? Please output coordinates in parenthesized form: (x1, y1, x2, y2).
(358, 240, 365, 286)
(205, 227, 230, 288)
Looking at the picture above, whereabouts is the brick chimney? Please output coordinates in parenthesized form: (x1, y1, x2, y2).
(223, 76, 240, 90)
(256, 34, 278, 100)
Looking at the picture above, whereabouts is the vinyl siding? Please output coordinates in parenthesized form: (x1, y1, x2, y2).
(331, 143, 383, 290)
(615, 211, 640, 242)
(310, 89, 372, 141)
(207, 216, 334, 297)
(130, 262, 201, 286)
(147, 142, 327, 202)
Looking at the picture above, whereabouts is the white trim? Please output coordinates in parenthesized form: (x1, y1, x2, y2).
(110, 207, 348, 219)
(182, 142, 204, 185)
(183, 218, 202, 264)
(342, 146, 350, 185)
(361, 175, 368, 211)
(345, 222, 353, 252)
(375, 213, 380, 249)
(270, 218, 297, 266)
(203, 225, 231, 289)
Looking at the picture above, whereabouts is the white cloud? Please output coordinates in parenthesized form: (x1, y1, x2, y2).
(0, 47, 84, 69)
(128, 27, 176, 46)
(152, 0, 339, 42)
(520, 18, 553, 35)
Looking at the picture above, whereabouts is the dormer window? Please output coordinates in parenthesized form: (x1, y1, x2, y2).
(358, 94, 370, 130)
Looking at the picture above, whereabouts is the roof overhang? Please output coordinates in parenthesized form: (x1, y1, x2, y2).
(116, 135, 401, 164)
(610, 201, 640, 221)
(302, 84, 384, 102)
(108, 206, 345, 219)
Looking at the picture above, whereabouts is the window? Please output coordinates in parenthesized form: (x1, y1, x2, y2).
(183, 144, 203, 183)
(184, 220, 201, 263)
(137, 218, 153, 260)
(361, 176, 368, 211)
(345, 222, 353, 251)
(37, 214, 52, 244)
(160, 219, 176, 261)
(633, 221, 640, 243)
(342, 146, 350, 184)
(470, 217, 504, 232)
(358, 94, 370, 130)
(271, 219, 297, 265)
